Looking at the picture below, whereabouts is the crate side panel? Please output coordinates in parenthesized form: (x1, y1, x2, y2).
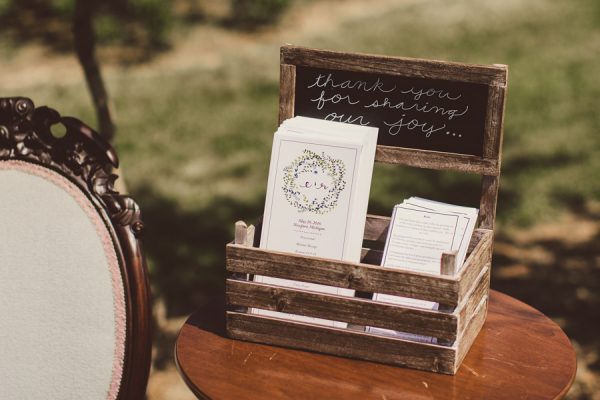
(456, 230, 493, 303)
(363, 214, 390, 242)
(227, 312, 457, 374)
(454, 296, 489, 373)
(455, 264, 490, 337)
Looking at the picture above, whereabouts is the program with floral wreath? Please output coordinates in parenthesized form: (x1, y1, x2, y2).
(253, 116, 378, 327)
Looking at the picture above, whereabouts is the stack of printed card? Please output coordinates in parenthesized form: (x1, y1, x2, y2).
(369, 197, 478, 342)
(254, 116, 378, 327)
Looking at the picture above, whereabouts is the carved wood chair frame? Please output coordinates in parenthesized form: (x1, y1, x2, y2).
(0, 97, 152, 400)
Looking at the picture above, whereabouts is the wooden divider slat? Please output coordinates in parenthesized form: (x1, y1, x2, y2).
(227, 279, 458, 340)
(227, 311, 458, 374)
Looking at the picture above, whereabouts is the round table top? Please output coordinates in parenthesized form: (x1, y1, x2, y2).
(175, 290, 576, 400)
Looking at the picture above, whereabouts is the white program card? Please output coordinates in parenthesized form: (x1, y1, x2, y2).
(405, 197, 478, 271)
(252, 124, 376, 327)
(282, 117, 378, 262)
(369, 205, 459, 342)
(261, 134, 362, 261)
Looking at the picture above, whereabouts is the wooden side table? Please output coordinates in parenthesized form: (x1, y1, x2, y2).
(175, 290, 576, 399)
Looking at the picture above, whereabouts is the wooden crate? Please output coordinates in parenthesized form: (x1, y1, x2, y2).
(225, 46, 506, 375)
(226, 219, 492, 375)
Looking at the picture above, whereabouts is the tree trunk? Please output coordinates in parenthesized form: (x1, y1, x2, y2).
(72, 0, 116, 142)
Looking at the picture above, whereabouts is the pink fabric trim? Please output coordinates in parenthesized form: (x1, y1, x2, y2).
(0, 160, 126, 400)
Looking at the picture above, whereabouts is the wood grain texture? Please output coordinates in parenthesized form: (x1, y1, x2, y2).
(279, 64, 296, 124)
(375, 146, 500, 175)
(479, 175, 500, 230)
(227, 244, 460, 305)
(478, 83, 506, 231)
(363, 214, 390, 242)
(455, 265, 490, 337)
(234, 221, 248, 245)
(360, 246, 384, 265)
(457, 229, 493, 301)
(454, 296, 488, 371)
(177, 291, 576, 400)
(227, 279, 458, 340)
(244, 225, 255, 247)
(226, 311, 457, 374)
(440, 251, 457, 276)
(225, 221, 492, 372)
(114, 219, 153, 400)
(467, 229, 488, 254)
(438, 251, 458, 313)
(482, 84, 507, 160)
(281, 45, 507, 86)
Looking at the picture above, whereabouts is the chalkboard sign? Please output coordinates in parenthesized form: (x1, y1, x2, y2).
(279, 46, 508, 234)
(280, 46, 508, 166)
(294, 66, 488, 157)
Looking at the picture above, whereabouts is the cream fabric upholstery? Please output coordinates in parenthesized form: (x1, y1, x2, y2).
(0, 162, 125, 400)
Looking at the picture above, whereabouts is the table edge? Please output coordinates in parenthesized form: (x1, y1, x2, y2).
(174, 331, 211, 400)
(174, 290, 578, 399)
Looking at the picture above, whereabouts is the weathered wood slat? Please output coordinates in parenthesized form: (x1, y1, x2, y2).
(438, 251, 458, 312)
(226, 279, 458, 340)
(227, 244, 460, 305)
(234, 221, 248, 245)
(363, 214, 390, 242)
(226, 223, 493, 374)
(454, 296, 489, 372)
(281, 45, 507, 86)
(375, 146, 500, 176)
(440, 251, 457, 276)
(360, 247, 383, 265)
(279, 64, 296, 124)
(480, 175, 499, 230)
(483, 84, 507, 160)
(457, 229, 493, 301)
(455, 264, 490, 337)
(467, 229, 488, 254)
(227, 311, 457, 374)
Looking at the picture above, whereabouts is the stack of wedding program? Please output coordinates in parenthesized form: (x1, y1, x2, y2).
(253, 116, 480, 335)
(253, 116, 378, 327)
(369, 197, 478, 341)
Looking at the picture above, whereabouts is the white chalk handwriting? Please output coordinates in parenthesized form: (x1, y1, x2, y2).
(384, 115, 446, 138)
(307, 73, 396, 93)
(310, 90, 360, 110)
(364, 98, 468, 120)
(304, 72, 473, 140)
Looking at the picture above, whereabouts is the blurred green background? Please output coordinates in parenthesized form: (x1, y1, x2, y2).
(1, 0, 598, 398)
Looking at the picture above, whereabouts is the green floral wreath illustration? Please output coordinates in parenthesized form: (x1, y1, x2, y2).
(282, 149, 347, 214)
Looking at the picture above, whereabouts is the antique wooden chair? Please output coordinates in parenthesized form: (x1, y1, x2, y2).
(0, 97, 152, 400)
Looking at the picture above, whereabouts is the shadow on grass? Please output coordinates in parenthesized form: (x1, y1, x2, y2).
(134, 185, 265, 370)
(135, 185, 264, 317)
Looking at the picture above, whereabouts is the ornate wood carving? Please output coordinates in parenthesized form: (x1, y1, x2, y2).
(0, 97, 143, 236)
(0, 96, 151, 400)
